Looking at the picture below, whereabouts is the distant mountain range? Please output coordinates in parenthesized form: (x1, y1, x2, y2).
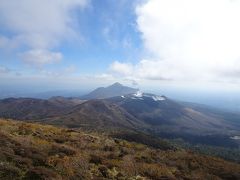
(0, 97, 84, 120)
(0, 83, 239, 148)
(81, 82, 138, 100)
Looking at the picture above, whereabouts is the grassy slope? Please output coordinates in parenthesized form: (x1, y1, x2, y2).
(0, 119, 240, 180)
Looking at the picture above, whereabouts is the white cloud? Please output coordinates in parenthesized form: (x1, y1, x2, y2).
(109, 60, 172, 81)
(20, 49, 62, 67)
(126, 0, 240, 83)
(109, 61, 134, 76)
(0, 0, 88, 66)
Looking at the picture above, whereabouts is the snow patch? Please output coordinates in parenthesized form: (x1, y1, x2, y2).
(134, 91, 143, 98)
(131, 97, 143, 100)
(152, 95, 165, 101)
(230, 136, 240, 140)
(130, 91, 165, 101)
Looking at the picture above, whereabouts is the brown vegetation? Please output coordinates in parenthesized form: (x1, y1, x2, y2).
(0, 118, 239, 180)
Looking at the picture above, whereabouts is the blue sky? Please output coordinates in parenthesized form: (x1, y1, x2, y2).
(0, 0, 142, 77)
(58, 0, 143, 74)
(1, 0, 240, 94)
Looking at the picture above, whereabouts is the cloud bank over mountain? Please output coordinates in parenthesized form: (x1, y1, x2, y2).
(110, 0, 240, 84)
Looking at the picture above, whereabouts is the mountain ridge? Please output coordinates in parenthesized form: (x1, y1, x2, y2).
(0, 84, 239, 149)
(42, 99, 149, 130)
(81, 82, 138, 100)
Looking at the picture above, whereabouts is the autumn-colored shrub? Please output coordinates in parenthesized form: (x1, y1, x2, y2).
(89, 154, 103, 164)
(48, 145, 76, 156)
(0, 162, 22, 180)
(103, 145, 115, 151)
(24, 167, 60, 180)
(0, 119, 239, 180)
(137, 163, 174, 179)
(98, 165, 108, 177)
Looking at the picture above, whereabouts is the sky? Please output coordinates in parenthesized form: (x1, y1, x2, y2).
(1, 0, 240, 96)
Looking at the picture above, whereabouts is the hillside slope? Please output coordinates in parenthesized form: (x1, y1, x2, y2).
(42, 99, 148, 130)
(109, 93, 240, 135)
(0, 119, 240, 180)
(108, 93, 240, 148)
(0, 97, 83, 120)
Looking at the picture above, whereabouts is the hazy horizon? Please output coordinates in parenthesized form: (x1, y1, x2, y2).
(0, 81, 240, 113)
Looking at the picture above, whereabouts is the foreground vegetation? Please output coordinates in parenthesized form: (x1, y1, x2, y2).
(0, 119, 240, 180)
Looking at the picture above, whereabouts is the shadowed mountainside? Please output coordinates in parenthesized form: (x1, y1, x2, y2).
(42, 99, 148, 130)
(0, 97, 84, 120)
(108, 93, 240, 135)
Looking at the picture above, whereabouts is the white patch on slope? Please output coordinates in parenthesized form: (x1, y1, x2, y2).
(230, 136, 240, 140)
(134, 91, 143, 98)
(130, 91, 165, 101)
(152, 95, 165, 101)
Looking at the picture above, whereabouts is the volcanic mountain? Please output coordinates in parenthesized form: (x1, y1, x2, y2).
(106, 92, 240, 147)
(81, 82, 138, 100)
